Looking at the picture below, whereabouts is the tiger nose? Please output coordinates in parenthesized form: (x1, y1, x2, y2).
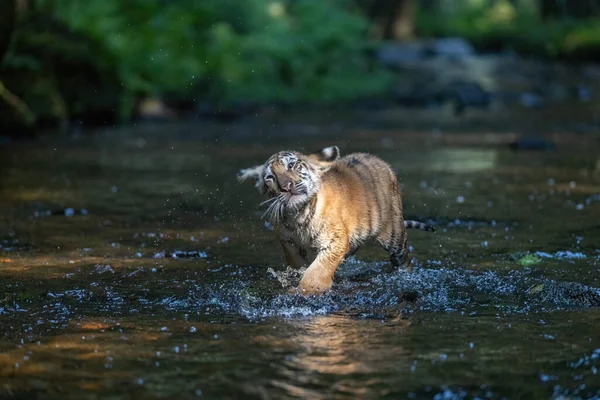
(280, 180, 293, 192)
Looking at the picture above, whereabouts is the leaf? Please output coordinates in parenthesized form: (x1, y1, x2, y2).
(528, 284, 545, 295)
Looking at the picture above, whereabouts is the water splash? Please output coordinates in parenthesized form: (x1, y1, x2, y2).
(18, 265, 599, 322)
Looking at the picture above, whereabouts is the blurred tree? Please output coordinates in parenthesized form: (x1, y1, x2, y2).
(539, 0, 600, 20)
(363, 0, 415, 39)
(1, 0, 392, 129)
(0, 0, 15, 63)
(36, 0, 390, 114)
(1, 0, 36, 131)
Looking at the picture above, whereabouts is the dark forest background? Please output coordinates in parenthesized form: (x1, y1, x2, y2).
(2, 0, 600, 135)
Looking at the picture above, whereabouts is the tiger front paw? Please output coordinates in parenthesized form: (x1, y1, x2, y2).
(297, 274, 333, 296)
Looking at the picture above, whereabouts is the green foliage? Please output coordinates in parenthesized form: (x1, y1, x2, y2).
(415, 0, 600, 60)
(1, 11, 123, 126)
(206, 0, 391, 104)
(35, 0, 390, 118)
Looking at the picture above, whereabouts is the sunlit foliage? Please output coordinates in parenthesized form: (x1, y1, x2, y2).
(34, 0, 391, 118)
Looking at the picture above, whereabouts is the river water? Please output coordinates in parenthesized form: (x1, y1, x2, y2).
(0, 106, 599, 399)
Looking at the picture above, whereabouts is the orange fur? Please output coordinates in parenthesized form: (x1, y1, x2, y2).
(239, 147, 434, 296)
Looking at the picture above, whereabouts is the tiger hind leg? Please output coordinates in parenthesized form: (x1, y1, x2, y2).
(377, 220, 412, 273)
(389, 241, 412, 273)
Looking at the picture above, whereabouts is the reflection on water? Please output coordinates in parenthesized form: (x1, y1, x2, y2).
(2, 312, 598, 399)
(0, 112, 600, 399)
(425, 149, 498, 173)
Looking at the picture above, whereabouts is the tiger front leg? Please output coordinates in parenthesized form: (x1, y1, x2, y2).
(280, 239, 308, 268)
(296, 237, 348, 296)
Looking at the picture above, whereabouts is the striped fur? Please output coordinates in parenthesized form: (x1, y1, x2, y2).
(237, 146, 340, 191)
(405, 220, 436, 232)
(239, 147, 435, 234)
(239, 147, 435, 296)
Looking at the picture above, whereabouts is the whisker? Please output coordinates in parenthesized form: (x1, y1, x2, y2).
(258, 196, 278, 207)
(261, 194, 284, 222)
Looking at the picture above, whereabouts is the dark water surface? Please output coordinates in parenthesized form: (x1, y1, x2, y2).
(1, 109, 600, 399)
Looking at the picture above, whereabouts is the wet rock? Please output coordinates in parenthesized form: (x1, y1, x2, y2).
(377, 42, 425, 69)
(392, 81, 438, 107)
(32, 208, 89, 218)
(435, 81, 492, 115)
(424, 37, 475, 58)
(378, 38, 474, 69)
(0, 236, 30, 252)
(378, 38, 598, 112)
(350, 97, 391, 111)
(576, 84, 592, 102)
(520, 92, 544, 108)
(152, 250, 209, 259)
(399, 290, 419, 303)
(508, 136, 556, 151)
(379, 39, 495, 112)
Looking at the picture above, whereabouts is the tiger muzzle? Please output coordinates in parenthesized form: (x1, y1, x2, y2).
(279, 179, 293, 192)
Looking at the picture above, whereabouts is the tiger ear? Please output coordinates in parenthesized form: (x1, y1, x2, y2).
(311, 146, 340, 162)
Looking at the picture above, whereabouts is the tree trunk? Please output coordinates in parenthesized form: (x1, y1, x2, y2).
(389, 0, 415, 40)
(367, 0, 415, 40)
(0, 0, 16, 64)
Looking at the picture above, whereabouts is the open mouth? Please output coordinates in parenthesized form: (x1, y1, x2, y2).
(283, 189, 305, 203)
(283, 192, 297, 202)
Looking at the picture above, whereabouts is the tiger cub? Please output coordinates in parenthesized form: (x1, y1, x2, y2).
(238, 147, 434, 295)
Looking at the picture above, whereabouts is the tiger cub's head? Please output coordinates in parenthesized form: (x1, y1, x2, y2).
(238, 146, 340, 218)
